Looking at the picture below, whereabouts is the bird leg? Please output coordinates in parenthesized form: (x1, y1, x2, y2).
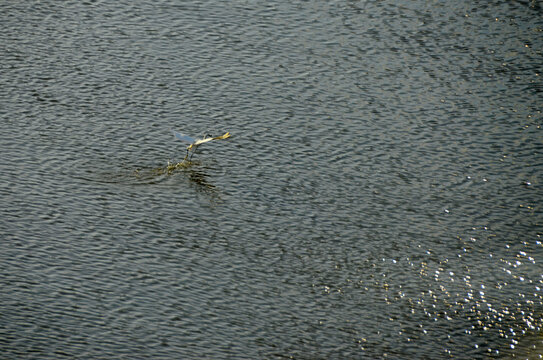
(183, 144, 196, 162)
(189, 146, 198, 161)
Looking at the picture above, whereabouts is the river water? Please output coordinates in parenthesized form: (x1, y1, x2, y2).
(1, 1, 542, 359)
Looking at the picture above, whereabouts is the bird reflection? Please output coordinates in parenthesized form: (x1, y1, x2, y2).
(162, 160, 217, 193)
(187, 167, 216, 191)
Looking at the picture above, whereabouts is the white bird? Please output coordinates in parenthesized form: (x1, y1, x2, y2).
(172, 130, 231, 161)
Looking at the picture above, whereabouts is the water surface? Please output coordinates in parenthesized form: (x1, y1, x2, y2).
(1, 1, 542, 358)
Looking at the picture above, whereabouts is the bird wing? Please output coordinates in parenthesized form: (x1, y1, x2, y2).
(212, 132, 231, 140)
(193, 137, 215, 146)
(172, 130, 196, 144)
(193, 132, 231, 145)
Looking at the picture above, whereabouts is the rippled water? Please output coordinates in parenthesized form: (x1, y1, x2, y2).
(1, 1, 542, 358)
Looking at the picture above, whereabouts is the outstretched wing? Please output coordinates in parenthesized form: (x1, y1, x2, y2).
(193, 132, 231, 146)
(193, 137, 215, 146)
(172, 130, 195, 144)
(212, 132, 231, 140)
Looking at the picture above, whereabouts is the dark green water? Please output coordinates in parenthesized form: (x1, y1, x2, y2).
(1, 1, 542, 358)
